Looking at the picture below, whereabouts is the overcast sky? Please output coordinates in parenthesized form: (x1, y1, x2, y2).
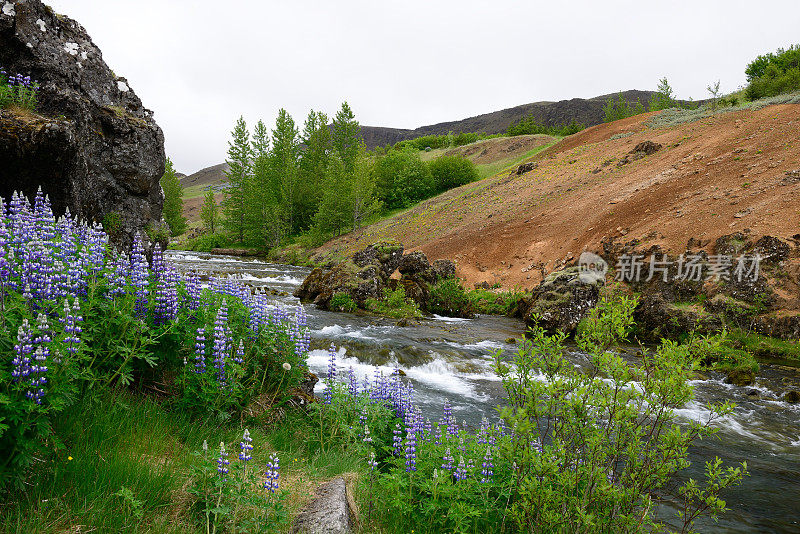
(46, 0, 800, 174)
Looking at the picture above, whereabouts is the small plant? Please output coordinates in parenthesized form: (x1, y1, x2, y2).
(603, 92, 646, 122)
(707, 80, 722, 112)
(0, 69, 39, 111)
(102, 211, 123, 236)
(329, 292, 357, 313)
(365, 287, 422, 319)
(429, 278, 474, 318)
(189, 432, 288, 533)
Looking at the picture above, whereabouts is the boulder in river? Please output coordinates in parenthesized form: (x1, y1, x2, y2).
(0, 0, 166, 252)
(296, 242, 457, 314)
(519, 266, 602, 335)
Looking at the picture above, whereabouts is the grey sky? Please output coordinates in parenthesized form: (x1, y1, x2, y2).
(46, 0, 800, 174)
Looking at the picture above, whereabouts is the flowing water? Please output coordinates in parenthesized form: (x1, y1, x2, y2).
(167, 251, 800, 533)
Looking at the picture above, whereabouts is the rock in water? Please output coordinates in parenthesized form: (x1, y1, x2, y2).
(0, 0, 166, 251)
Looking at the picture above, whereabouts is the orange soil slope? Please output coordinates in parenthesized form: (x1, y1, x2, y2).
(317, 104, 800, 290)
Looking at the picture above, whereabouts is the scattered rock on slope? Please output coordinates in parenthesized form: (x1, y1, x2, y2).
(0, 0, 166, 252)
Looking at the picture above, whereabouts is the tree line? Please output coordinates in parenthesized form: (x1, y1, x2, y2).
(197, 102, 478, 249)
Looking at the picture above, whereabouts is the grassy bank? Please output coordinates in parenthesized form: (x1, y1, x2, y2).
(0, 390, 366, 533)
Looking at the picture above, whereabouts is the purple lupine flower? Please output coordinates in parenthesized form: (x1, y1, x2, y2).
(185, 271, 202, 311)
(212, 301, 229, 387)
(129, 236, 149, 317)
(443, 400, 458, 437)
(233, 339, 244, 365)
(264, 454, 280, 494)
(347, 366, 358, 397)
(392, 423, 403, 456)
(442, 447, 454, 472)
(194, 327, 206, 373)
(368, 451, 377, 472)
(324, 344, 337, 404)
(61, 300, 81, 355)
(454, 455, 468, 482)
(217, 442, 230, 477)
(12, 319, 33, 382)
(363, 424, 373, 443)
(404, 428, 417, 472)
(239, 429, 253, 462)
(480, 446, 494, 483)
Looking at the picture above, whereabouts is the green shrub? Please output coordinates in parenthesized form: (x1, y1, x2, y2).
(429, 278, 474, 317)
(603, 92, 646, 122)
(365, 287, 422, 319)
(744, 45, 800, 100)
(428, 155, 479, 193)
(184, 232, 232, 252)
(374, 149, 435, 209)
(506, 115, 586, 137)
(329, 292, 357, 313)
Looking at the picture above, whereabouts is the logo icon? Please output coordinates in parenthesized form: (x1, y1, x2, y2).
(578, 252, 608, 284)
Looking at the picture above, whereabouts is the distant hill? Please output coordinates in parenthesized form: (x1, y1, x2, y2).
(180, 162, 229, 189)
(182, 90, 695, 183)
(359, 90, 693, 148)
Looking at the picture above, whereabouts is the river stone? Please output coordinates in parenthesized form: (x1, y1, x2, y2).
(293, 477, 351, 534)
(0, 0, 166, 253)
(783, 390, 800, 404)
(519, 266, 602, 335)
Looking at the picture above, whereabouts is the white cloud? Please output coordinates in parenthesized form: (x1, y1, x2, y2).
(45, 0, 800, 174)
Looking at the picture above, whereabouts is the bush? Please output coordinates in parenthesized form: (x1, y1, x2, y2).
(506, 115, 586, 137)
(365, 287, 422, 319)
(374, 149, 435, 209)
(428, 155, 479, 193)
(603, 92, 646, 122)
(329, 292, 357, 313)
(184, 232, 231, 252)
(429, 278, 474, 317)
(744, 45, 800, 100)
(314, 291, 747, 533)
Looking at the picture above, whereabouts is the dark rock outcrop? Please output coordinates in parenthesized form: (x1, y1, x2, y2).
(0, 0, 166, 251)
(617, 140, 662, 167)
(295, 242, 404, 309)
(519, 266, 602, 335)
(296, 243, 458, 315)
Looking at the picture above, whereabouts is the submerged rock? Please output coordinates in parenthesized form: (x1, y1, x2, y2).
(0, 0, 166, 252)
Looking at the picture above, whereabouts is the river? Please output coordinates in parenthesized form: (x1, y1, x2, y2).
(167, 250, 800, 533)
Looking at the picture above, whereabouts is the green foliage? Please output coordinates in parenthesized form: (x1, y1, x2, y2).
(102, 211, 123, 237)
(603, 92, 646, 122)
(189, 439, 289, 533)
(0, 69, 39, 111)
(648, 77, 678, 111)
(506, 115, 586, 136)
(428, 155, 479, 193)
(494, 291, 747, 532)
(366, 287, 422, 319)
(160, 158, 188, 236)
(332, 102, 362, 173)
(200, 188, 219, 234)
(329, 293, 357, 313)
(393, 132, 502, 152)
(429, 278, 474, 318)
(466, 287, 528, 316)
(744, 44, 800, 101)
(222, 116, 252, 243)
(183, 232, 231, 252)
(297, 110, 331, 230)
(374, 149, 435, 209)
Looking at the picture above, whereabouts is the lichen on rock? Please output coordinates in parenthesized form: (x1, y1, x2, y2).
(0, 0, 166, 252)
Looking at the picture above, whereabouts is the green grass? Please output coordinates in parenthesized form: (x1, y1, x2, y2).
(0, 390, 367, 534)
(727, 329, 800, 362)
